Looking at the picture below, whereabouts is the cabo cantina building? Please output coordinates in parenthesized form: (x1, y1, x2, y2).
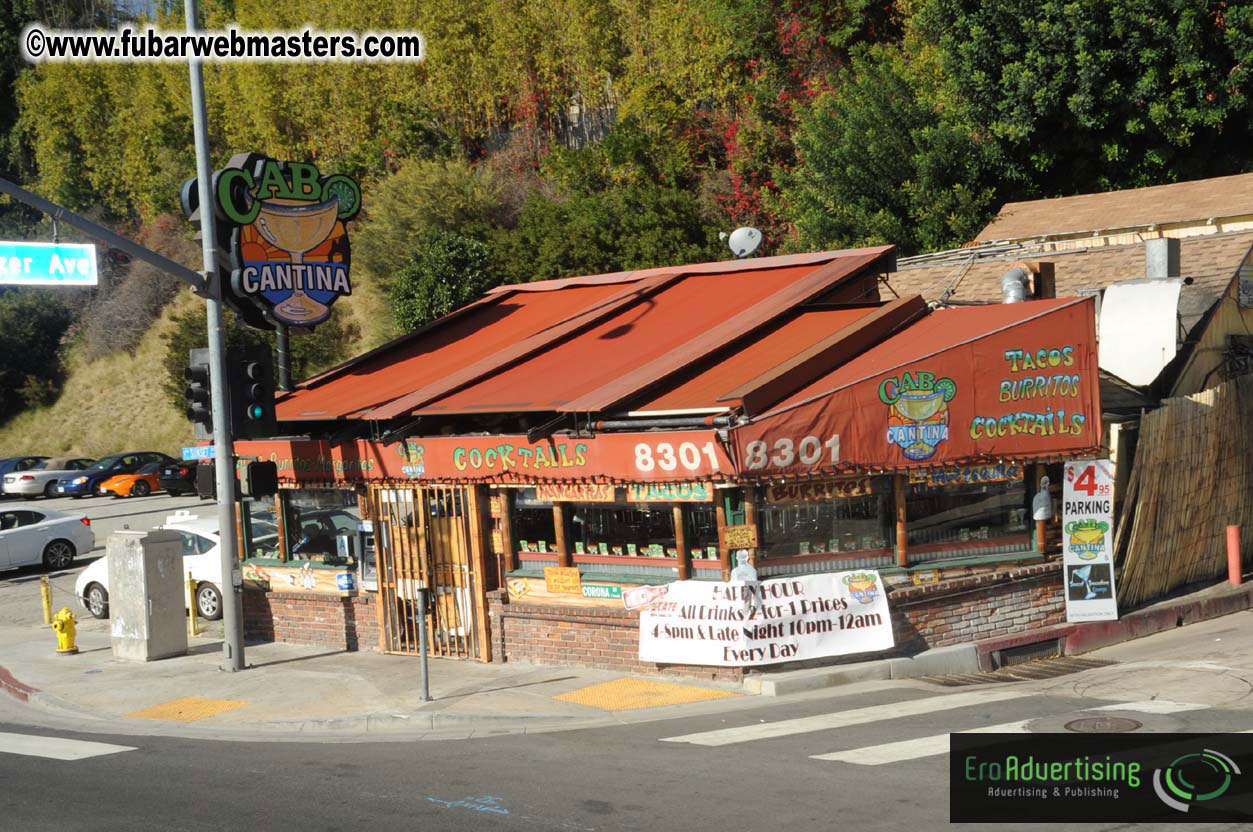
(234, 246, 1103, 680)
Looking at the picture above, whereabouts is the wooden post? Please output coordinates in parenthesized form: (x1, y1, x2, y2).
(274, 489, 289, 562)
(466, 485, 493, 662)
(743, 487, 759, 566)
(894, 474, 907, 567)
(673, 503, 690, 580)
(552, 502, 570, 567)
(499, 489, 517, 575)
(715, 497, 731, 581)
(1035, 463, 1048, 554)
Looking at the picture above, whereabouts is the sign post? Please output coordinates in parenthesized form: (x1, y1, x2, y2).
(1062, 459, 1119, 621)
(185, 0, 244, 672)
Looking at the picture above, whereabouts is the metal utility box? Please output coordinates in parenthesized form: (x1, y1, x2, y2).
(108, 530, 189, 661)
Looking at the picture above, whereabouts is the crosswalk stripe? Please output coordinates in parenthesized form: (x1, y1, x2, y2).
(659, 688, 1034, 747)
(0, 731, 136, 760)
(810, 720, 1032, 765)
(1089, 700, 1208, 714)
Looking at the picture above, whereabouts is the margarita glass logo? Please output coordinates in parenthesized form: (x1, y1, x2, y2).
(214, 155, 362, 328)
(398, 440, 425, 479)
(1066, 518, 1110, 560)
(842, 572, 880, 604)
(1153, 749, 1241, 813)
(880, 371, 957, 461)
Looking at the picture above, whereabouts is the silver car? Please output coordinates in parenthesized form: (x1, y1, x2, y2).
(0, 507, 95, 571)
(2, 457, 96, 499)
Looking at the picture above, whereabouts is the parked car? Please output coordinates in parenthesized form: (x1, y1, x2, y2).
(0, 507, 94, 571)
(98, 461, 163, 498)
(75, 511, 277, 621)
(158, 461, 199, 497)
(57, 451, 177, 498)
(2, 457, 96, 499)
(0, 457, 51, 499)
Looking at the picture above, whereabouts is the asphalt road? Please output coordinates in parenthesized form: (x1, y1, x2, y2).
(1, 672, 1251, 832)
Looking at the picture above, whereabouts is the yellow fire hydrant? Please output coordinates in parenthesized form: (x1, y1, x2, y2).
(51, 607, 78, 655)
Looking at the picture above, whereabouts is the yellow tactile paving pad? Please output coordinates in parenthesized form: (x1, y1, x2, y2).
(127, 696, 252, 722)
(554, 677, 740, 711)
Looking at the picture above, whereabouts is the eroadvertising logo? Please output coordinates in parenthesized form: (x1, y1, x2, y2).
(212, 154, 362, 328)
(879, 371, 957, 461)
(1153, 749, 1242, 813)
(950, 733, 1253, 823)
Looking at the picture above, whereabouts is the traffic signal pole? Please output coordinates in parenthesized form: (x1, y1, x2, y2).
(186, 0, 244, 672)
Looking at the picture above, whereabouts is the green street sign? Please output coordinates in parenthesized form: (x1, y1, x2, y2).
(0, 241, 97, 286)
(582, 584, 623, 600)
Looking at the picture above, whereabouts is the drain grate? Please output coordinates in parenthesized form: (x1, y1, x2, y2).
(920, 656, 1117, 687)
(1065, 716, 1142, 733)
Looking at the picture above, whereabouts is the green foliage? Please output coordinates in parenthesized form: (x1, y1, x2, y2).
(916, 0, 1253, 192)
(0, 289, 73, 420)
(778, 44, 1000, 255)
(161, 305, 357, 413)
(392, 230, 495, 331)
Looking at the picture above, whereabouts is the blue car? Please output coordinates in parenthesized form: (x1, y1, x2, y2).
(57, 451, 177, 498)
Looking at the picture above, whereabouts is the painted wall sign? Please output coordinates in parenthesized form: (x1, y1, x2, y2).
(637, 571, 894, 666)
(730, 299, 1101, 476)
(719, 524, 758, 550)
(626, 482, 712, 502)
(908, 462, 1023, 487)
(185, 153, 361, 329)
(765, 476, 876, 504)
(535, 483, 617, 502)
(544, 566, 583, 595)
(1062, 459, 1119, 622)
(234, 429, 733, 485)
(0, 241, 97, 286)
(581, 583, 623, 600)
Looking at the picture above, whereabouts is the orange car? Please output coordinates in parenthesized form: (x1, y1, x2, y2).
(98, 462, 162, 498)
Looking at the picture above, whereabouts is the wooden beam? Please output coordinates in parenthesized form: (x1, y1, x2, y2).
(498, 489, 517, 577)
(895, 474, 908, 567)
(715, 498, 731, 581)
(552, 502, 570, 567)
(1035, 463, 1048, 554)
(743, 486, 760, 566)
(466, 485, 493, 662)
(673, 504, 690, 580)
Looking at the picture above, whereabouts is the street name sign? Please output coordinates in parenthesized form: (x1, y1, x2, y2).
(182, 445, 216, 461)
(0, 241, 97, 286)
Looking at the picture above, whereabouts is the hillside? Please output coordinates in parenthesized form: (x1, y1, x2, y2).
(0, 281, 391, 459)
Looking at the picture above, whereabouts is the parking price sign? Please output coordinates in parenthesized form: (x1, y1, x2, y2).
(0, 241, 98, 286)
(1062, 459, 1119, 621)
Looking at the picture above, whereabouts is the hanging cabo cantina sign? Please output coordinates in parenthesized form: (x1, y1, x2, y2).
(184, 153, 361, 329)
(728, 298, 1102, 476)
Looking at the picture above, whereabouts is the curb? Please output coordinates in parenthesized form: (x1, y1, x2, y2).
(0, 665, 39, 703)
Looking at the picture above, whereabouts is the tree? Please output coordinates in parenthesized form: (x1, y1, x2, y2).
(0, 289, 73, 420)
(392, 230, 496, 331)
(778, 44, 1000, 255)
(916, 0, 1253, 194)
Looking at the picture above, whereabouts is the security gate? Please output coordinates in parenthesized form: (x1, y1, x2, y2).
(369, 485, 489, 660)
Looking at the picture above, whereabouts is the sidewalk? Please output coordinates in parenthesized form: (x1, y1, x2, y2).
(0, 618, 763, 743)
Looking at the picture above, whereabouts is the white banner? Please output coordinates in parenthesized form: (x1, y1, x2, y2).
(1062, 459, 1119, 621)
(637, 571, 894, 666)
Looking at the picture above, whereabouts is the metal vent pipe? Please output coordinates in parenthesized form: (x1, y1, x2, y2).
(1000, 267, 1030, 303)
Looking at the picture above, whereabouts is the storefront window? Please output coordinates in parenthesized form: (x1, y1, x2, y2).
(282, 488, 363, 567)
(905, 479, 1029, 549)
(511, 489, 557, 553)
(243, 496, 279, 559)
(570, 502, 678, 557)
(758, 477, 894, 558)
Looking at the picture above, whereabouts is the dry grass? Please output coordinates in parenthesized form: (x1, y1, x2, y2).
(0, 294, 199, 459)
(0, 278, 390, 458)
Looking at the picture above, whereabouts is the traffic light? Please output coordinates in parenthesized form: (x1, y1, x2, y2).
(184, 347, 213, 439)
(229, 344, 277, 440)
(240, 460, 278, 498)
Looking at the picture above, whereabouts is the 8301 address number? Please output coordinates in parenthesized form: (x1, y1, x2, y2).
(744, 434, 840, 470)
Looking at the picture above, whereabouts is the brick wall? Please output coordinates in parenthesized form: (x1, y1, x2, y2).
(244, 589, 379, 652)
(489, 561, 1067, 679)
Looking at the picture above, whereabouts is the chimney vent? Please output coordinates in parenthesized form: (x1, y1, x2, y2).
(1145, 238, 1180, 279)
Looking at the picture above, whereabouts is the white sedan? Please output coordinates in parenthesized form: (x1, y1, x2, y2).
(2, 457, 96, 499)
(75, 511, 276, 621)
(0, 507, 95, 571)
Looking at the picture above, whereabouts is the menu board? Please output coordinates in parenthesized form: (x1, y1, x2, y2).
(1062, 459, 1119, 621)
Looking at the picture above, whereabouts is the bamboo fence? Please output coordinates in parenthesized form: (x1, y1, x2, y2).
(1114, 374, 1253, 606)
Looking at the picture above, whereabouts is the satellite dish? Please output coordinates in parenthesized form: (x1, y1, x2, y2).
(724, 226, 762, 258)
